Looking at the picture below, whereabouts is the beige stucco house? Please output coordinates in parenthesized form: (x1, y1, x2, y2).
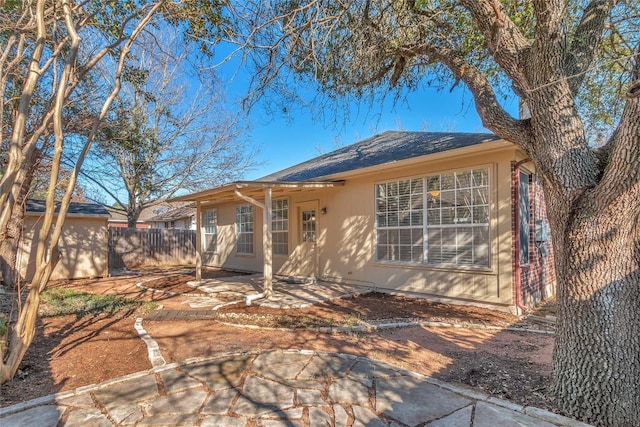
(19, 200, 109, 281)
(172, 131, 555, 312)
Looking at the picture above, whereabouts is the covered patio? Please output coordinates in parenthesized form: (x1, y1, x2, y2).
(176, 273, 364, 310)
(171, 180, 345, 302)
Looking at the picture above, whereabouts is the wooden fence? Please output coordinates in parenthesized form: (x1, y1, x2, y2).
(108, 228, 196, 271)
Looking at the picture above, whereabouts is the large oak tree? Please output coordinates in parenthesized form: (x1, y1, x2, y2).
(232, 0, 639, 425)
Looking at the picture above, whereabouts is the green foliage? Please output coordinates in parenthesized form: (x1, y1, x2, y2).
(160, 0, 229, 55)
(239, 0, 637, 139)
(40, 288, 157, 317)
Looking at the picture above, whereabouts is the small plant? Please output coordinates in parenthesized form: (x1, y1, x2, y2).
(40, 289, 157, 317)
(342, 314, 361, 327)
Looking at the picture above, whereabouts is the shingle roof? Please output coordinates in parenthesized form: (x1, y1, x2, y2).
(146, 205, 196, 222)
(260, 131, 501, 182)
(26, 199, 110, 217)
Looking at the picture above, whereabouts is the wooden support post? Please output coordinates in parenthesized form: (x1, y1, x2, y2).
(263, 187, 273, 297)
(195, 201, 202, 281)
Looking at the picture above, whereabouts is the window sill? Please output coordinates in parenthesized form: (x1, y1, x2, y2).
(373, 260, 494, 274)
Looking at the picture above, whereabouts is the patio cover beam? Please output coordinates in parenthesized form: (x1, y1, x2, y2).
(169, 180, 345, 204)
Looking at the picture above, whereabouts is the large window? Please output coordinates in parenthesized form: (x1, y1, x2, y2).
(375, 168, 490, 268)
(376, 178, 424, 262)
(236, 205, 254, 254)
(272, 199, 289, 255)
(202, 208, 217, 253)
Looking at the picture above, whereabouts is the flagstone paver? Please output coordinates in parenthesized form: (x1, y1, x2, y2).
(180, 275, 364, 309)
(1, 349, 592, 427)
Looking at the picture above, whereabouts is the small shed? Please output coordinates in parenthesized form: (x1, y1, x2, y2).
(18, 200, 110, 281)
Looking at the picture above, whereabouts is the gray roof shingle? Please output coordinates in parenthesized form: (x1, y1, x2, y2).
(260, 131, 501, 182)
(26, 199, 110, 216)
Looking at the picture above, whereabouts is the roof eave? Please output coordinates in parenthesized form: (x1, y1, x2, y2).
(169, 180, 345, 203)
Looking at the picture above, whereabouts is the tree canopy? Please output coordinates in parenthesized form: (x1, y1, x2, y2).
(230, 1, 640, 425)
(81, 31, 254, 226)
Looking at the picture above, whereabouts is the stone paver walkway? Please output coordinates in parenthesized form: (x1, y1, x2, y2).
(0, 350, 590, 427)
(176, 275, 365, 310)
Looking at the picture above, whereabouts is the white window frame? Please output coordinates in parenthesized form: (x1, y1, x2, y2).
(375, 177, 424, 263)
(272, 198, 289, 256)
(235, 204, 254, 255)
(375, 167, 491, 268)
(202, 208, 217, 253)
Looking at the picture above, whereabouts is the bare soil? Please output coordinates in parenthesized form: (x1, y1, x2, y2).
(0, 267, 557, 413)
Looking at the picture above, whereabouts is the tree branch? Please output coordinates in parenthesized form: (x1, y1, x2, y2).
(458, 0, 532, 93)
(564, 0, 618, 95)
(596, 43, 640, 202)
(399, 43, 533, 150)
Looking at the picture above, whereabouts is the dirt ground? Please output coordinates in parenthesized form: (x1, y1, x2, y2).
(0, 267, 557, 413)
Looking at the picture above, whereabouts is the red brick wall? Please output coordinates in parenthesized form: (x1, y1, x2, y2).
(511, 162, 556, 309)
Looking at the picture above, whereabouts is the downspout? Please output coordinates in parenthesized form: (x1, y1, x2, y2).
(513, 158, 531, 314)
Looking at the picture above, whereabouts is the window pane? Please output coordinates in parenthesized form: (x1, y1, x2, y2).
(473, 206, 489, 224)
(388, 212, 399, 227)
(377, 245, 389, 261)
(457, 189, 472, 207)
(456, 171, 472, 189)
(441, 173, 455, 190)
(441, 190, 455, 208)
(272, 199, 289, 255)
(302, 210, 316, 242)
(423, 168, 491, 267)
(427, 209, 440, 225)
(441, 207, 456, 224)
(377, 229, 388, 244)
(399, 209, 411, 226)
(473, 187, 489, 205)
(203, 209, 217, 252)
(519, 172, 530, 264)
(473, 169, 489, 187)
(456, 206, 472, 224)
(236, 205, 254, 254)
(399, 180, 411, 195)
(399, 229, 412, 245)
(411, 211, 423, 226)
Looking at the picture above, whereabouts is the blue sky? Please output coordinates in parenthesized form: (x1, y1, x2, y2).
(215, 56, 520, 180)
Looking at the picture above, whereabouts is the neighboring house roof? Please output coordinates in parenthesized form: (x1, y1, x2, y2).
(260, 131, 502, 182)
(106, 201, 191, 223)
(26, 199, 110, 217)
(146, 205, 196, 223)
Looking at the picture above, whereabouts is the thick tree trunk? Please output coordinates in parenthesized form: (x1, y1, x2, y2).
(548, 189, 640, 425)
(0, 154, 38, 289)
(0, 210, 22, 288)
